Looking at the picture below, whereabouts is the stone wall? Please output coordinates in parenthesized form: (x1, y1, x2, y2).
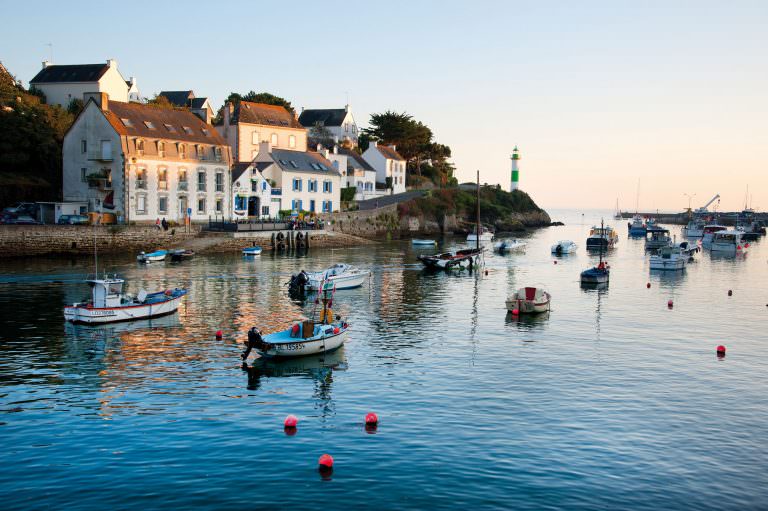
(320, 204, 460, 239)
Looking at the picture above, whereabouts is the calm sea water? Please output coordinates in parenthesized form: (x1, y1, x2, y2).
(1, 209, 767, 510)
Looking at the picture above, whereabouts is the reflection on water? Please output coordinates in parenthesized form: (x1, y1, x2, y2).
(1, 210, 768, 510)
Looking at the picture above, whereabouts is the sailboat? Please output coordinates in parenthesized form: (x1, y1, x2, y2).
(613, 199, 622, 220)
(581, 219, 610, 285)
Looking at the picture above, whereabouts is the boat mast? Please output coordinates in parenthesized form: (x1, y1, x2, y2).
(476, 169, 480, 251)
(599, 218, 604, 266)
(93, 212, 98, 277)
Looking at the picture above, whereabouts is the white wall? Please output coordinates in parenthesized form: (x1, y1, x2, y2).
(231, 169, 279, 219)
(35, 64, 129, 107)
(362, 146, 406, 194)
(271, 171, 342, 213)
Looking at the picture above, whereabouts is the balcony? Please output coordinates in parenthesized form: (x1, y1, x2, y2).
(271, 188, 282, 196)
(178, 181, 188, 191)
(87, 151, 113, 162)
(136, 179, 147, 189)
(158, 181, 168, 191)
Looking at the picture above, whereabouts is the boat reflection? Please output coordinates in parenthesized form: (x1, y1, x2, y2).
(243, 348, 347, 388)
(649, 268, 688, 288)
(64, 312, 182, 342)
(504, 311, 550, 331)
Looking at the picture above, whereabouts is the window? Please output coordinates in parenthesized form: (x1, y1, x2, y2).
(198, 145, 206, 160)
(120, 118, 133, 127)
(279, 159, 288, 165)
(310, 199, 316, 212)
(81, 140, 87, 153)
(215, 172, 224, 192)
(251, 131, 259, 145)
(261, 206, 270, 216)
(136, 167, 147, 189)
(158, 196, 168, 214)
(235, 196, 247, 211)
(197, 198, 206, 213)
(178, 168, 188, 190)
(292, 178, 302, 191)
(136, 139, 145, 156)
(197, 171, 206, 191)
(163, 123, 176, 133)
(182, 126, 193, 135)
(80, 168, 88, 182)
(144, 121, 156, 129)
(323, 181, 333, 193)
(251, 181, 258, 192)
(262, 181, 267, 191)
(201, 128, 210, 137)
(158, 168, 168, 190)
(271, 133, 278, 146)
(289, 135, 296, 148)
(215, 198, 223, 213)
(215, 147, 222, 162)
(319, 163, 328, 171)
(158, 141, 165, 158)
(179, 144, 186, 159)
(290, 160, 299, 168)
(137, 194, 147, 214)
(308, 180, 317, 192)
(292, 199, 303, 211)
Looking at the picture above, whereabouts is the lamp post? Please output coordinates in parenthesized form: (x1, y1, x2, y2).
(684, 193, 696, 212)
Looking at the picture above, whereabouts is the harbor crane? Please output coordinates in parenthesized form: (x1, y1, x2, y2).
(695, 194, 720, 213)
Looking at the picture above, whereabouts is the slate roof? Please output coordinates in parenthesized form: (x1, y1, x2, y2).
(233, 102, 303, 129)
(30, 64, 110, 84)
(338, 147, 374, 171)
(232, 161, 273, 183)
(298, 108, 346, 128)
(99, 100, 228, 146)
(158, 90, 194, 107)
(190, 97, 210, 109)
(270, 149, 341, 176)
(375, 144, 405, 161)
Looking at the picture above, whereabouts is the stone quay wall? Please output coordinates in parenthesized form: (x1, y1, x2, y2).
(320, 204, 460, 239)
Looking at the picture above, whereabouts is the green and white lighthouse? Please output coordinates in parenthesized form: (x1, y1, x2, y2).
(510, 146, 520, 192)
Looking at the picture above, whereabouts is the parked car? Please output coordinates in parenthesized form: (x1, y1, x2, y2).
(8, 215, 40, 225)
(3, 202, 37, 217)
(57, 214, 90, 225)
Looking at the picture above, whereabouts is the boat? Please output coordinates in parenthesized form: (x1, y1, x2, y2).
(137, 249, 168, 263)
(710, 230, 749, 254)
(305, 263, 369, 290)
(242, 246, 263, 256)
(551, 240, 577, 254)
(736, 226, 760, 242)
(505, 287, 551, 314)
(682, 218, 705, 237)
(702, 224, 728, 246)
(645, 227, 672, 250)
(586, 224, 618, 250)
(249, 286, 349, 358)
(467, 226, 494, 243)
(581, 219, 610, 285)
(411, 239, 437, 246)
(170, 249, 195, 262)
(64, 275, 187, 324)
(650, 244, 688, 271)
(613, 199, 622, 220)
(418, 248, 484, 270)
(627, 215, 646, 236)
(494, 239, 527, 253)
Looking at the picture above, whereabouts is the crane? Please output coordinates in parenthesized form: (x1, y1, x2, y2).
(695, 194, 720, 213)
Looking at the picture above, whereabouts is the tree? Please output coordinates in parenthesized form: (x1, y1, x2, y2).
(147, 95, 178, 110)
(308, 121, 335, 149)
(363, 111, 433, 165)
(224, 91, 294, 114)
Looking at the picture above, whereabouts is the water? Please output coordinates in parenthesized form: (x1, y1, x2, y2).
(1, 209, 767, 510)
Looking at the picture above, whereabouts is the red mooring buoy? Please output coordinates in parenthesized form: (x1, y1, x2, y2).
(647, 282, 651, 289)
(667, 300, 673, 308)
(318, 454, 334, 469)
(365, 412, 378, 425)
(215, 330, 223, 339)
(554, 260, 558, 264)
(284, 415, 298, 428)
(512, 309, 520, 315)
(716, 345, 727, 355)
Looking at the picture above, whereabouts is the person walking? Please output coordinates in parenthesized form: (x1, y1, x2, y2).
(155, 218, 161, 230)
(161, 217, 168, 231)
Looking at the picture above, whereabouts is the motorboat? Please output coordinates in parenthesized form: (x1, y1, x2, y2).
(467, 226, 494, 243)
(586, 224, 619, 250)
(627, 215, 646, 236)
(137, 249, 168, 263)
(551, 240, 577, 254)
(418, 248, 484, 270)
(494, 239, 527, 253)
(64, 275, 187, 324)
(645, 227, 672, 250)
(710, 230, 749, 254)
(505, 287, 551, 314)
(582, 220, 610, 284)
(702, 224, 728, 246)
(650, 244, 689, 271)
(682, 218, 705, 237)
(242, 246, 263, 256)
(412, 239, 437, 246)
(249, 287, 349, 358)
(305, 263, 369, 291)
(735, 225, 760, 241)
(170, 249, 195, 262)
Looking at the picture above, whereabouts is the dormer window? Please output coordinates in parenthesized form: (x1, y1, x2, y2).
(144, 121, 156, 129)
(214, 147, 222, 162)
(178, 143, 186, 159)
(157, 141, 165, 158)
(201, 128, 210, 137)
(163, 123, 176, 133)
(120, 118, 133, 127)
(182, 126, 193, 135)
(136, 139, 145, 156)
(198, 145, 206, 160)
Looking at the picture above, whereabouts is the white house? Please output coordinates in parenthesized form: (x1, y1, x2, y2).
(29, 59, 130, 107)
(126, 77, 142, 102)
(298, 105, 359, 146)
(62, 92, 233, 223)
(231, 161, 281, 219)
(325, 147, 378, 201)
(362, 141, 406, 194)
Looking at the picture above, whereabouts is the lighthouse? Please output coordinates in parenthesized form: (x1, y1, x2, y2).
(510, 146, 520, 192)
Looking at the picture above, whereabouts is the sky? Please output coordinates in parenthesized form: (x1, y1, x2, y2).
(2, 0, 766, 212)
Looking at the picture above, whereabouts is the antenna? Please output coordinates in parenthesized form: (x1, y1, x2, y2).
(46, 43, 53, 63)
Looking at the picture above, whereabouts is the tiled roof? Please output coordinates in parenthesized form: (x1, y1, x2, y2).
(30, 64, 110, 84)
(100, 100, 228, 146)
(271, 149, 341, 176)
(298, 108, 346, 128)
(158, 90, 194, 107)
(338, 147, 374, 171)
(376, 144, 405, 161)
(233, 102, 303, 129)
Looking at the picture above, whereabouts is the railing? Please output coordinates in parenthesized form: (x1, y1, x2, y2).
(206, 217, 290, 232)
(87, 151, 113, 162)
(271, 188, 282, 196)
(158, 181, 168, 191)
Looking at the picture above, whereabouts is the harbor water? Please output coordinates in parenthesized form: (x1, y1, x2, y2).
(1, 209, 767, 510)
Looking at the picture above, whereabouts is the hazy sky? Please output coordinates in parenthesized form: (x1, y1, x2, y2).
(3, 0, 766, 212)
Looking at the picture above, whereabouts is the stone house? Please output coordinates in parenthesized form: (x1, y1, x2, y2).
(62, 92, 233, 223)
(362, 141, 407, 194)
(29, 59, 131, 107)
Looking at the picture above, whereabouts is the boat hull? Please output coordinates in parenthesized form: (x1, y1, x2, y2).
(242, 247, 262, 256)
(505, 296, 551, 314)
(64, 293, 186, 324)
(467, 233, 494, 242)
(418, 250, 482, 270)
(307, 271, 368, 290)
(649, 258, 686, 270)
(412, 239, 436, 246)
(551, 242, 577, 254)
(259, 330, 348, 358)
(580, 268, 609, 284)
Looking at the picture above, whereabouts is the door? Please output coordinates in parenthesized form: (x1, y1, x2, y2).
(248, 197, 260, 217)
(310, 200, 316, 213)
(178, 196, 187, 220)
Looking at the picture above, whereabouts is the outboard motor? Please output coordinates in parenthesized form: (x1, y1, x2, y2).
(288, 270, 309, 299)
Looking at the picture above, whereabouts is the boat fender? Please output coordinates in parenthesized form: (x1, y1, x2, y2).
(164, 289, 172, 296)
(291, 324, 300, 337)
(333, 327, 340, 334)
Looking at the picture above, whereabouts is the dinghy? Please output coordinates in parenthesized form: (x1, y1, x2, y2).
(551, 240, 577, 254)
(418, 248, 483, 270)
(242, 246, 263, 256)
(412, 239, 437, 246)
(170, 249, 195, 262)
(304, 263, 369, 291)
(495, 239, 527, 253)
(506, 287, 551, 314)
(137, 249, 168, 263)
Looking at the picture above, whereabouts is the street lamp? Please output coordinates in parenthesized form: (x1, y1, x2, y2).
(683, 193, 696, 211)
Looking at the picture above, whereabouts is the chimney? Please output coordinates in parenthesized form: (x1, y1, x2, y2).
(83, 92, 109, 111)
(106, 59, 117, 68)
(316, 143, 323, 152)
(224, 102, 233, 126)
(128, 76, 136, 87)
(258, 140, 272, 157)
(333, 144, 338, 154)
(42, 60, 51, 68)
(391, 144, 396, 151)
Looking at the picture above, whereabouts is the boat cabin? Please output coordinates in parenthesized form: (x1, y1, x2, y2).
(712, 230, 743, 245)
(86, 278, 125, 307)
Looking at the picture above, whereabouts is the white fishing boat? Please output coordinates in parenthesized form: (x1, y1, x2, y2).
(650, 245, 688, 271)
(467, 226, 494, 243)
(242, 246, 263, 256)
(137, 249, 168, 263)
(586, 224, 619, 250)
(551, 240, 577, 254)
(505, 287, 551, 314)
(64, 276, 187, 324)
(702, 224, 728, 246)
(494, 239, 527, 253)
(305, 263, 369, 291)
(411, 239, 437, 246)
(645, 227, 672, 250)
(682, 218, 705, 237)
(710, 230, 749, 254)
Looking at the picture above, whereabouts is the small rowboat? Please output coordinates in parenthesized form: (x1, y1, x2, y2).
(505, 287, 551, 314)
(170, 249, 195, 262)
(242, 246, 263, 256)
(137, 249, 168, 263)
(412, 239, 437, 246)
